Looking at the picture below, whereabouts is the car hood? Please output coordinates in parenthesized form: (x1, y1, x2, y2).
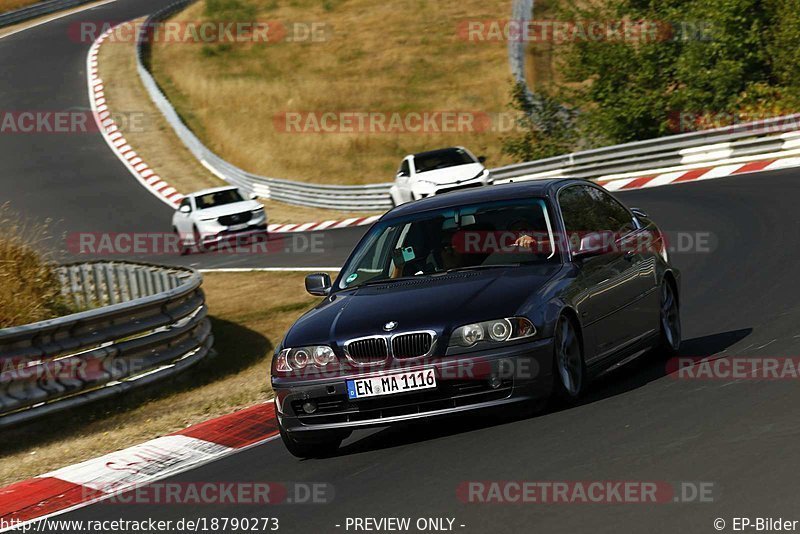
(414, 163, 486, 185)
(193, 200, 261, 218)
(284, 265, 564, 348)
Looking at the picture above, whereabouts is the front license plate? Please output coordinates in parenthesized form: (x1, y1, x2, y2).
(347, 369, 436, 400)
(228, 224, 248, 232)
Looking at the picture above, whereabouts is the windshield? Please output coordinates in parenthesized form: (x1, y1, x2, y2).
(414, 148, 475, 173)
(195, 189, 244, 210)
(338, 198, 558, 289)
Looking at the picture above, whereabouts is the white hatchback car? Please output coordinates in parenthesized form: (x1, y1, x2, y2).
(389, 146, 493, 205)
(172, 186, 267, 253)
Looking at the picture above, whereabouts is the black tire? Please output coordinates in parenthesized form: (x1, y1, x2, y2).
(192, 226, 205, 254)
(174, 227, 191, 256)
(279, 424, 343, 459)
(552, 314, 586, 403)
(658, 278, 681, 356)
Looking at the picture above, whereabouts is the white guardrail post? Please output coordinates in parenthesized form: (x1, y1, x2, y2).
(0, 261, 213, 427)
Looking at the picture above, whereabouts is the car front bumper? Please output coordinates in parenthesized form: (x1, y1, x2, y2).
(198, 223, 268, 246)
(412, 174, 493, 199)
(272, 336, 554, 434)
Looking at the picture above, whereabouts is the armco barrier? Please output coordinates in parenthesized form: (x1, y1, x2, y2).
(0, 261, 212, 427)
(0, 0, 95, 29)
(133, 1, 800, 211)
(490, 115, 800, 183)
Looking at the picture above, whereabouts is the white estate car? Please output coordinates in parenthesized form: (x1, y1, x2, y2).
(389, 146, 493, 205)
(172, 186, 267, 253)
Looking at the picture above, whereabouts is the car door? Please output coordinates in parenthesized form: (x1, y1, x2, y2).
(558, 185, 653, 363)
(592, 187, 660, 342)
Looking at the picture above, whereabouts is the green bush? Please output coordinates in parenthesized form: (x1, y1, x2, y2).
(507, 0, 800, 155)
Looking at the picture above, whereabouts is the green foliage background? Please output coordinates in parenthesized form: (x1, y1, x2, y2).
(503, 0, 800, 160)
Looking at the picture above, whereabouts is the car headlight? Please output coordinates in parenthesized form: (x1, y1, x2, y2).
(252, 206, 265, 213)
(275, 346, 338, 372)
(449, 317, 536, 348)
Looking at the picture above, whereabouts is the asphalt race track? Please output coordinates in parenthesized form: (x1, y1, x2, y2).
(5, 0, 800, 532)
(43, 169, 800, 532)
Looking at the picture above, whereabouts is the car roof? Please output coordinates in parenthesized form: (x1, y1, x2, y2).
(383, 178, 582, 219)
(188, 186, 239, 197)
(411, 146, 468, 159)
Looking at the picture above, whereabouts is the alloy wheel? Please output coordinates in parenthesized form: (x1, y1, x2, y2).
(660, 281, 681, 351)
(556, 316, 583, 397)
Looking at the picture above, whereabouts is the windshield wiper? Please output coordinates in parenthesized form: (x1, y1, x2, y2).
(343, 275, 424, 290)
(446, 263, 520, 273)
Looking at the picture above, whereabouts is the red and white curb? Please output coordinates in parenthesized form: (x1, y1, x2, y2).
(596, 154, 800, 192)
(267, 215, 380, 233)
(87, 26, 183, 209)
(86, 25, 380, 234)
(0, 402, 279, 527)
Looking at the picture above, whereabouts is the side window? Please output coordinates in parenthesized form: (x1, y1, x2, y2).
(179, 198, 192, 212)
(398, 160, 410, 177)
(559, 186, 599, 234)
(559, 185, 633, 235)
(590, 187, 634, 234)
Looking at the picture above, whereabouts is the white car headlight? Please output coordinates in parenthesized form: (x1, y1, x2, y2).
(449, 317, 536, 348)
(276, 346, 338, 372)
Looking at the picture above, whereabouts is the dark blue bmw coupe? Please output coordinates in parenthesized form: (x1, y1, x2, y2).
(271, 178, 681, 458)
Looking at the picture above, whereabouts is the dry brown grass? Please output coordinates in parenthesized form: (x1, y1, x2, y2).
(151, 0, 515, 185)
(98, 20, 376, 223)
(0, 271, 332, 486)
(0, 205, 69, 328)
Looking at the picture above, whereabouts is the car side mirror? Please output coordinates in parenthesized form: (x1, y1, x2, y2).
(572, 231, 614, 260)
(249, 192, 258, 200)
(305, 273, 332, 296)
(478, 155, 487, 164)
(179, 205, 191, 214)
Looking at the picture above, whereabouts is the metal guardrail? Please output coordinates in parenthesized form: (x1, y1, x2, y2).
(0, 0, 93, 29)
(134, 1, 800, 211)
(491, 115, 800, 182)
(0, 262, 213, 427)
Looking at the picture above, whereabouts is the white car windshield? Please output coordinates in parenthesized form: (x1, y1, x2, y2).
(414, 148, 475, 173)
(339, 198, 558, 289)
(195, 189, 244, 209)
